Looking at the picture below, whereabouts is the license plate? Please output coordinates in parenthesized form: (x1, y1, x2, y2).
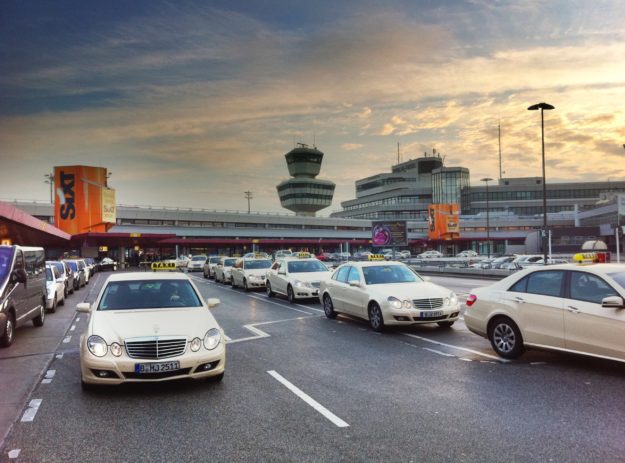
(135, 361, 181, 374)
(420, 311, 443, 318)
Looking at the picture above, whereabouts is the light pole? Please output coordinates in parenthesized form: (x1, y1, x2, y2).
(44, 173, 54, 204)
(481, 177, 493, 258)
(528, 102, 555, 265)
(244, 191, 253, 214)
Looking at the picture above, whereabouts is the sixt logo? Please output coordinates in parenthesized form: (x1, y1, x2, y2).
(59, 171, 76, 220)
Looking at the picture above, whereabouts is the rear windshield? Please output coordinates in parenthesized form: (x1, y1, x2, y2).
(209, 257, 221, 264)
(0, 247, 13, 283)
(192, 256, 206, 261)
(98, 279, 202, 310)
(245, 260, 272, 270)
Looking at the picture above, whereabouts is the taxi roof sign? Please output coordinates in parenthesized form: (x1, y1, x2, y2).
(297, 252, 312, 259)
(151, 261, 177, 271)
(573, 252, 598, 264)
(368, 254, 386, 261)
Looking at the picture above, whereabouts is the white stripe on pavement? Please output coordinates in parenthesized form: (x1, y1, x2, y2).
(423, 347, 455, 357)
(268, 370, 349, 428)
(8, 449, 21, 459)
(21, 399, 43, 422)
(402, 332, 509, 363)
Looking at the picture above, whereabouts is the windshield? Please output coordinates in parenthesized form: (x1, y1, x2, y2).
(287, 260, 328, 273)
(362, 265, 423, 285)
(66, 261, 77, 271)
(224, 259, 237, 267)
(192, 256, 206, 261)
(0, 247, 13, 283)
(51, 262, 64, 274)
(607, 272, 625, 291)
(209, 257, 221, 264)
(245, 259, 272, 270)
(98, 279, 202, 310)
(46, 268, 53, 281)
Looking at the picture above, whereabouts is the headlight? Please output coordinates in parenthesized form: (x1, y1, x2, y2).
(388, 296, 402, 309)
(87, 335, 108, 357)
(445, 292, 458, 306)
(190, 337, 202, 352)
(294, 280, 312, 289)
(110, 342, 122, 357)
(203, 328, 221, 350)
(402, 299, 412, 309)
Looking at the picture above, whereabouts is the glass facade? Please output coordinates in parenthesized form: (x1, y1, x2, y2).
(431, 167, 470, 208)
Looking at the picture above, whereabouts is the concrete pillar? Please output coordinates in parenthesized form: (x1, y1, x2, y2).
(119, 246, 126, 269)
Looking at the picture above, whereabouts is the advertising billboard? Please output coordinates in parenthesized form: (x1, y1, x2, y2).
(371, 221, 407, 247)
(427, 204, 460, 240)
(54, 165, 114, 234)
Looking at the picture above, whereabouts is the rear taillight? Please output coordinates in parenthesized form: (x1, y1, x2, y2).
(466, 294, 477, 307)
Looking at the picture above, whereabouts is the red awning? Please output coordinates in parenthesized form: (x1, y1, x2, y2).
(0, 201, 71, 246)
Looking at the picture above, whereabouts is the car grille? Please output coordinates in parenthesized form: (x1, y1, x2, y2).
(124, 368, 192, 380)
(125, 337, 187, 359)
(412, 298, 444, 310)
(310, 281, 321, 288)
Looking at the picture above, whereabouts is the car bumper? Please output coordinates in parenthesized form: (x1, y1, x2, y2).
(292, 287, 320, 299)
(383, 304, 461, 325)
(247, 278, 266, 288)
(80, 341, 226, 385)
(463, 312, 487, 338)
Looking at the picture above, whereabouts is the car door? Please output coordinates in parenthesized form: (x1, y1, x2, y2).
(329, 266, 352, 312)
(562, 270, 625, 360)
(341, 266, 369, 318)
(12, 249, 28, 323)
(501, 270, 566, 348)
(274, 261, 289, 295)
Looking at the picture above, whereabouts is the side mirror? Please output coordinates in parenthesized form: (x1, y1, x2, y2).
(601, 296, 625, 309)
(12, 268, 27, 284)
(207, 298, 220, 308)
(348, 280, 361, 287)
(76, 302, 92, 313)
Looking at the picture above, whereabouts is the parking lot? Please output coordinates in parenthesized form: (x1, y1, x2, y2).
(1, 270, 624, 462)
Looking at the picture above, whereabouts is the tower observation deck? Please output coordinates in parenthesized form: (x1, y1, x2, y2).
(276, 143, 336, 216)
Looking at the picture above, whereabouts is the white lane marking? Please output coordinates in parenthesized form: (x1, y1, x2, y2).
(42, 369, 56, 384)
(459, 358, 473, 362)
(75, 317, 80, 322)
(248, 294, 312, 315)
(70, 325, 76, 332)
(423, 347, 455, 357)
(402, 333, 509, 363)
(8, 449, 21, 459)
(55, 353, 64, 359)
(530, 361, 548, 365)
(268, 370, 349, 428)
(224, 334, 232, 341)
(63, 335, 72, 343)
(21, 399, 42, 422)
(227, 316, 318, 344)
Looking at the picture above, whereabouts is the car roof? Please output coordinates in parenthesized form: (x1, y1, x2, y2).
(338, 260, 407, 268)
(104, 272, 192, 282)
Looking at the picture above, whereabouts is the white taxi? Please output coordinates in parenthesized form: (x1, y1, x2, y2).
(231, 257, 273, 291)
(464, 258, 625, 362)
(319, 260, 460, 331)
(214, 257, 238, 284)
(187, 255, 207, 272)
(77, 272, 225, 388)
(203, 256, 223, 279)
(266, 253, 330, 303)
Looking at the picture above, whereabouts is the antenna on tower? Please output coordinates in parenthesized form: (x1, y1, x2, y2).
(498, 120, 503, 180)
(397, 142, 400, 164)
(313, 132, 316, 149)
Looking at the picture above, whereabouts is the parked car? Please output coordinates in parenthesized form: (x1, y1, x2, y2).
(320, 261, 460, 331)
(64, 259, 87, 289)
(490, 255, 517, 269)
(187, 255, 208, 272)
(77, 272, 225, 388)
(98, 257, 118, 271)
(513, 255, 544, 268)
(464, 262, 625, 362)
(0, 246, 47, 347)
(84, 257, 97, 276)
(231, 257, 273, 291)
(45, 264, 66, 312)
(203, 256, 223, 279)
(418, 250, 443, 258)
(456, 250, 478, 258)
(274, 250, 293, 259)
(214, 257, 238, 284)
(47, 260, 74, 297)
(266, 255, 331, 303)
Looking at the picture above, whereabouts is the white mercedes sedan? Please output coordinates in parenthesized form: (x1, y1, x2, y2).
(77, 272, 225, 388)
(319, 261, 460, 331)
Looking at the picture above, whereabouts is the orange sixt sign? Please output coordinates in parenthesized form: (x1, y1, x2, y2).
(54, 166, 115, 235)
(427, 204, 460, 240)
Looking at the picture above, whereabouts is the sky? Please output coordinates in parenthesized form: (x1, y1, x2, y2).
(1, 0, 625, 215)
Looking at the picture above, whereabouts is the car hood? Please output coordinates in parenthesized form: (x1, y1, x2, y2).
(368, 281, 453, 300)
(289, 271, 331, 283)
(90, 307, 218, 342)
(245, 269, 270, 277)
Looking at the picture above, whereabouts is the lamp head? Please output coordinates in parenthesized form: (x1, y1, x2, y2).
(528, 102, 555, 111)
(480, 177, 494, 183)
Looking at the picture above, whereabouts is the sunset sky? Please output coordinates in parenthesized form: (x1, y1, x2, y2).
(2, 0, 625, 215)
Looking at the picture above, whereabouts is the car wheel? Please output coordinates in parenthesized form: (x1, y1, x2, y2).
(59, 292, 65, 306)
(488, 317, 524, 359)
(287, 285, 295, 304)
(437, 321, 455, 328)
(266, 282, 275, 297)
(243, 279, 249, 292)
(323, 294, 337, 319)
(0, 312, 15, 347)
(49, 296, 57, 313)
(203, 271, 208, 279)
(32, 303, 45, 327)
(368, 302, 384, 332)
(64, 285, 69, 298)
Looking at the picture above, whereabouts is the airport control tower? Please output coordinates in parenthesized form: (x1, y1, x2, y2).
(277, 143, 336, 216)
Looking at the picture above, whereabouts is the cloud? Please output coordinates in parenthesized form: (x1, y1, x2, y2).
(341, 143, 363, 151)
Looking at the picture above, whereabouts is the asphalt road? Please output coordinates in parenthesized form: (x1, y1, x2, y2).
(1, 270, 625, 462)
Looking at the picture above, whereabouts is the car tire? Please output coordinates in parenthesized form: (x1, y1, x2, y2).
(203, 271, 208, 279)
(0, 312, 15, 347)
(266, 282, 275, 297)
(48, 296, 57, 313)
(32, 303, 45, 327)
(368, 302, 384, 332)
(488, 317, 524, 359)
(59, 292, 65, 306)
(64, 285, 69, 298)
(323, 294, 337, 319)
(437, 321, 455, 328)
(243, 279, 249, 292)
(287, 285, 295, 304)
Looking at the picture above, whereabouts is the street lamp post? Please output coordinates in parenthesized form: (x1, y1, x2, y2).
(528, 102, 555, 265)
(44, 173, 54, 204)
(481, 177, 493, 258)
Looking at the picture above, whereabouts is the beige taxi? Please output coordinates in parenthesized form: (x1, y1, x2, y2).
(464, 260, 625, 362)
(266, 253, 330, 303)
(231, 256, 273, 291)
(77, 272, 225, 388)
